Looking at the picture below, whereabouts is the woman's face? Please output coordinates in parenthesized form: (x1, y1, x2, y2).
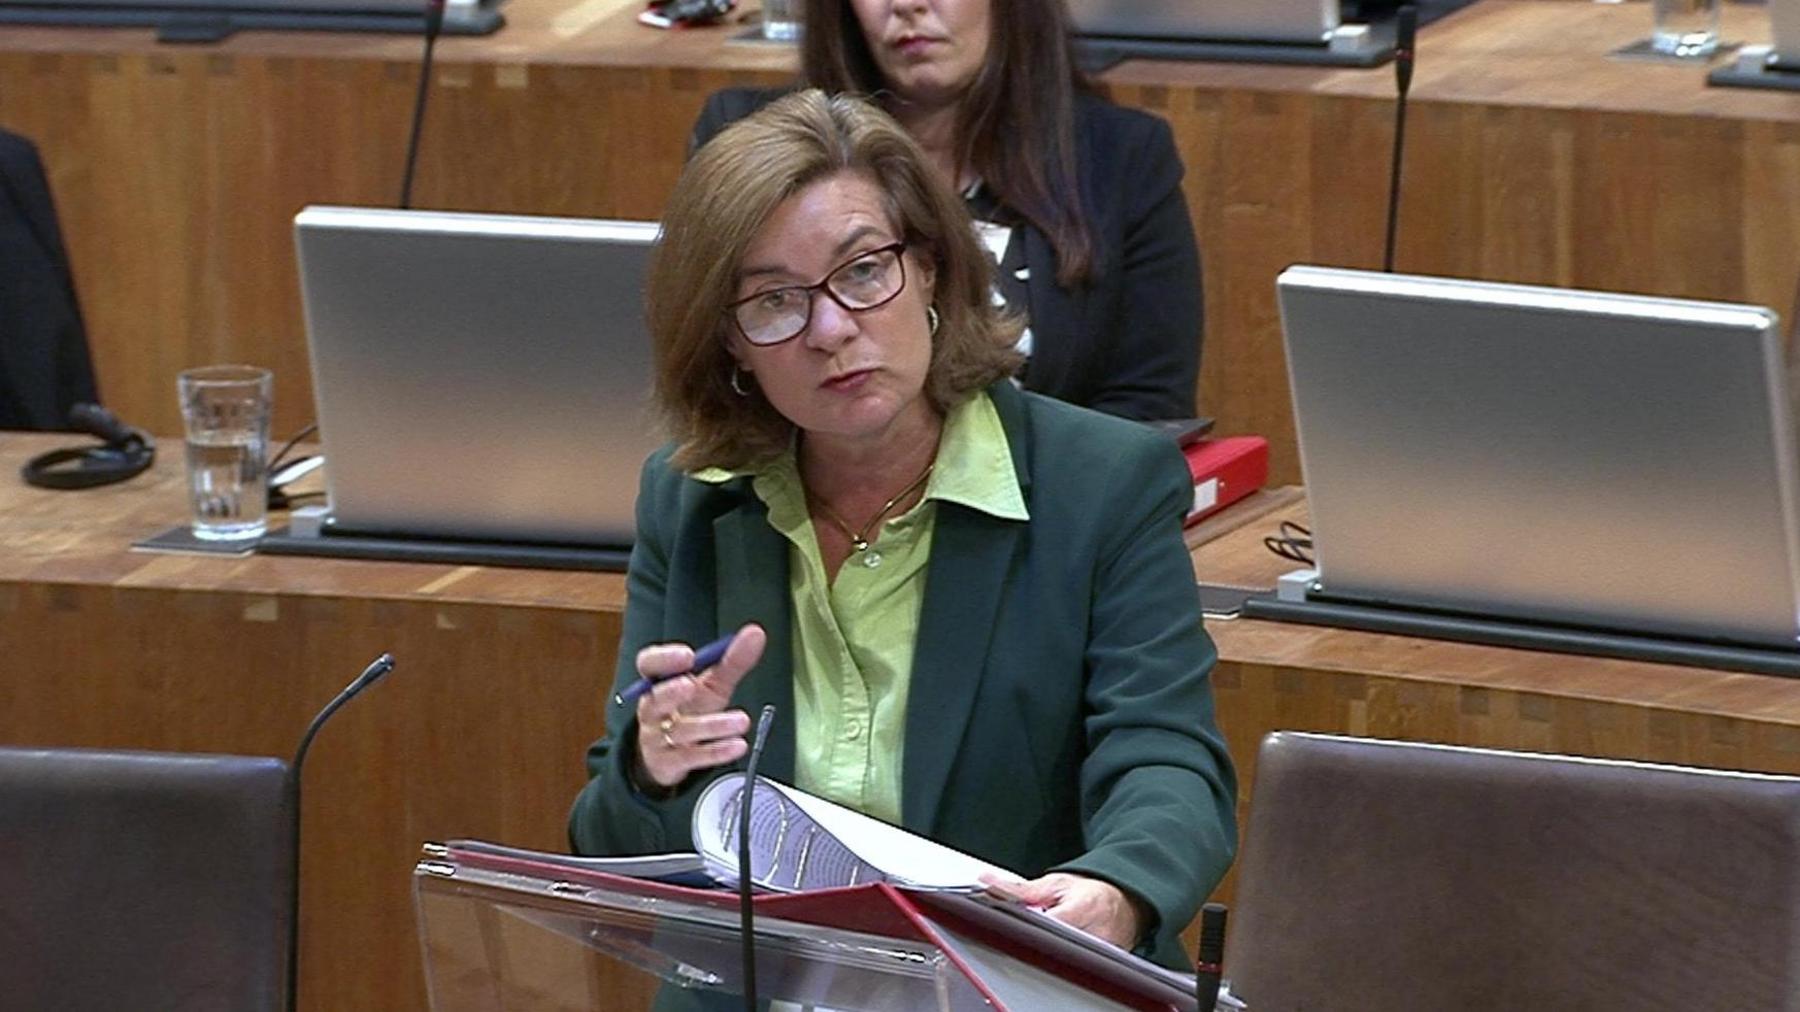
(727, 170, 938, 451)
(849, 0, 993, 109)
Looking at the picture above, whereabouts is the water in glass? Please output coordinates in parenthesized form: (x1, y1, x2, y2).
(178, 364, 272, 541)
(763, 0, 800, 41)
(1652, 0, 1719, 57)
(184, 430, 268, 540)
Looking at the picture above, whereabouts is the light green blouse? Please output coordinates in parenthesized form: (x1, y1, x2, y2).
(695, 391, 1028, 824)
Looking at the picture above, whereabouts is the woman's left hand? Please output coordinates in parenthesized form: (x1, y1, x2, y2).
(982, 871, 1145, 949)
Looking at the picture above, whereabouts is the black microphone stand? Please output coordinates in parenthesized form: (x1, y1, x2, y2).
(398, 0, 447, 209)
(1383, 4, 1419, 273)
(738, 705, 776, 1012)
(287, 653, 396, 1012)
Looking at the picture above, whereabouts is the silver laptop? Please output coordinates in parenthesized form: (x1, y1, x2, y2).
(5, 0, 503, 32)
(1277, 265, 1800, 648)
(1773, 0, 1800, 62)
(294, 206, 662, 547)
(1067, 0, 1339, 45)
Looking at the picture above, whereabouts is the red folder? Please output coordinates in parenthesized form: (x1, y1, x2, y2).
(1183, 435, 1268, 527)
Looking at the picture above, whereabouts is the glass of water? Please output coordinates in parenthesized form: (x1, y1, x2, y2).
(1652, 0, 1719, 57)
(763, 0, 801, 41)
(177, 364, 272, 541)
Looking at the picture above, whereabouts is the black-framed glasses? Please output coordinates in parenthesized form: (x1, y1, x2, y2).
(725, 242, 908, 347)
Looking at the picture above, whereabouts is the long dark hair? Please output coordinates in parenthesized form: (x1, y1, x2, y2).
(800, 0, 1096, 285)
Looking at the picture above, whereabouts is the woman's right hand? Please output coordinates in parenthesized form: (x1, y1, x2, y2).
(633, 623, 767, 789)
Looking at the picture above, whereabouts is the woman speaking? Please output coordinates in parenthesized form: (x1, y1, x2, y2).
(570, 90, 1234, 973)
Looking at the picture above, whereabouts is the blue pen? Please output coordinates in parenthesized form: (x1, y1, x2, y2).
(613, 631, 738, 707)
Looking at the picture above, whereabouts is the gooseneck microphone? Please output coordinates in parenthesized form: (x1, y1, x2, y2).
(1382, 4, 1418, 273)
(1195, 902, 1228, 1010)
(738, 705, 777, 1012)
(398, 0, 448, 209)
(287, 653, 398, 1012)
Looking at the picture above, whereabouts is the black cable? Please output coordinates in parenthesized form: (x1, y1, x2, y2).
(267, 421, 322, 511)
(269, 421, 318, 474)
(1262, 520, 1315, 566)
(269, 489, 326, 510)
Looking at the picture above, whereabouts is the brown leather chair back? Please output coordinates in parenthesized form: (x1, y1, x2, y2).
(0, 747, 292, 1012)
(1228, 732, 1800, 1012)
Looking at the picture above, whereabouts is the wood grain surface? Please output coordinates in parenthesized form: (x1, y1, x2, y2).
(4, 2, 1798, 483)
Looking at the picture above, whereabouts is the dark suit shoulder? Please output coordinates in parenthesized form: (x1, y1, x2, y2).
(1071, 92, 1177, 161)
(638, 442, 724, 498)
(636, 443, 763, 520)
(0, 128, 55, 210)
(1013, 387, 1186, 490)
(1067, 94, 1185, 242)
(0, 128, 40, 171)
(692, 86, 793, 151)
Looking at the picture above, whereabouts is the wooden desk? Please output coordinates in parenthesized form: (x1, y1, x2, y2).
(8, 431, 1800, 1008)
(5, 1, 1799, 483)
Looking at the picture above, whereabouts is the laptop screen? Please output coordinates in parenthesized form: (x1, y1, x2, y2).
(1277, 265, 1800, 648)
(295, 206, 663, 548)
(1067, 0, 1339, 45)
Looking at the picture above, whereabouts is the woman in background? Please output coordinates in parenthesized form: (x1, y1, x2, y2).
(692, 0, 1204, 422)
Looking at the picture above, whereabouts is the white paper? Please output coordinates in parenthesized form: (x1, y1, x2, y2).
(693, 775, 1012, 892)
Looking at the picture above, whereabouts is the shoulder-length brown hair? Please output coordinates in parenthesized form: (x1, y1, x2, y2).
(800, 0, 1095, 285)
(648, 89, 1024, 472)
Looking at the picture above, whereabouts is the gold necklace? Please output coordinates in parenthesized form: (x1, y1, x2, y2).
(811, 461, 935, 566)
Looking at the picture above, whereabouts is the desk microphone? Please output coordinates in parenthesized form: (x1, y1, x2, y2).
(287, 652, 397, 1012)
(738, 704, 776, 1012)
(398, 0, 448, 209)
(1195, 902, 1228, 1010)
(21, 403, 155, 490)
(1382, 3, 1418, 273)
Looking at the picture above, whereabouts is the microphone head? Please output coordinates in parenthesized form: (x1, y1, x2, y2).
(356, 652, 397, 689)
(752, 704, 777, 750)
(1393, 4, 1418, 97)
(1198, 902, 1228, 961)
(67, 402, 139, 447)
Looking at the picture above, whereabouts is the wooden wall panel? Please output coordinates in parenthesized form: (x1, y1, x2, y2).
(0, 579, 621, 1012)
(0, 44, 783, 440)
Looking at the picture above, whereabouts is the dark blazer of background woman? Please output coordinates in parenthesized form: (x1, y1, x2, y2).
(0, 129, 98, 431)
(692, 87, 1203, 422)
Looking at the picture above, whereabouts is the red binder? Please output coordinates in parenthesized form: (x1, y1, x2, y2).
(1183, 436, 1268, 527)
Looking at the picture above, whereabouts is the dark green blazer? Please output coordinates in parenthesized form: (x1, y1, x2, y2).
(569, 381, 1236, 967)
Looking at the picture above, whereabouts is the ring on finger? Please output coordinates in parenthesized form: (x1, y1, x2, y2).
(659, 713, 683, 750)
